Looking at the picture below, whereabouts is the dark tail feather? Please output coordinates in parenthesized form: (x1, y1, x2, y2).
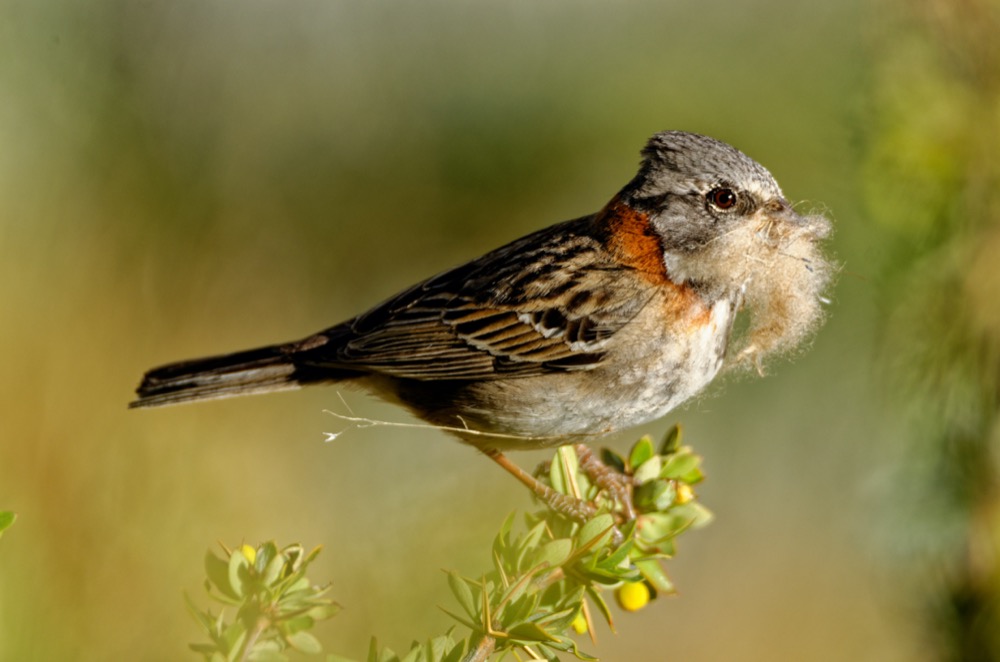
(129, 344, 328, 409)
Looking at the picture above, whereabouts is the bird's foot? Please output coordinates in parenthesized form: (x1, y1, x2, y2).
(486, 450, 598, 522)
(573, 443, 636, 521)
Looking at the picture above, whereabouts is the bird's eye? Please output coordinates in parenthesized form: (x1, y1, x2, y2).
(707, 187, 737, 211)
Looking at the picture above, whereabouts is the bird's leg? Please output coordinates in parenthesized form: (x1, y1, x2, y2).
(485, 450, 597, 522)
(573, 444, 636, 520)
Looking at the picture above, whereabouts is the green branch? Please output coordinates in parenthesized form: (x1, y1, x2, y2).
(186, 427, 711, 661)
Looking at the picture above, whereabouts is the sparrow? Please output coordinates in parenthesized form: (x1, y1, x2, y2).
(131, 131, 832, 510)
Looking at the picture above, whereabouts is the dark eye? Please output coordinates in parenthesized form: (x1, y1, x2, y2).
(707, 187, 737, 211)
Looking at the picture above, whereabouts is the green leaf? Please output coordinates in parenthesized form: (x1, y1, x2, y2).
(532, 539, 572, 569)
(0, 511, 15, 538)
(577, 562, 630, 585)
(227, 549, 250, 599)
(286, 630, 322, 654)
(282, 544, 305, 572)
(282, 615, 315, 635)
(492, 513, 516, 561)
(213, 609, 227, 638)
(426, 633, 461, 662)
(205, 551, 240, 600)
(301, 545, 322, 568)
(222, 623, 247, 658)
(306, 603, 340, 621)
(596, 538, 634, 572)
(439, 607, 478, 631)
(559, 636, 599, 661)
(498, 569, 538, 617)
(516, 521, 549, 571)
(680, 501, 714, 529)
(447, 571, 477, 621)
(282, 576, 310, 595)
(502, 591, 540, 628)
(654, 482, 678, 511)
(634, 558, 674, 594)
(184, 592, 217, 633)
(550, 446, 579, 495)
(585, 586, 614, 630)
(398, 644, 421, 662)
(575, 514, 615, 552)
(441, 638, 465, 662)
(600, 448, 626, 474)
(539, 633, 596, 660)
(628, 436, 656, 472)
(635, 511, 695, 546)
(559, 584, 587, 611)
(660, 424, 682, 454)
(534, 605, 579, 633)
(261, 552, 285, 588)
(633, 480, 669, 512)
(537, 644, 561, 662)
(632, 456, 662, 484)
(539, 579, 567, 609)
(507, 621, 562, 644)
(190, 643, 217, 654)
(442, 645, 465, 662)
(540, 644, 563, 661)
(660, 449, 702, 483)
(255, 541, 278, 574)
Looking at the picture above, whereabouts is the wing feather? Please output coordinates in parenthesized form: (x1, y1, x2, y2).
(297, 217, 652, 380)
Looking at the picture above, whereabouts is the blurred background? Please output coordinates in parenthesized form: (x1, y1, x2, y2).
(2, 0, 999, 659)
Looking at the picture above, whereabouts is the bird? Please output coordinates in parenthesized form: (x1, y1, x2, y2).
(131, 130, 832, 513)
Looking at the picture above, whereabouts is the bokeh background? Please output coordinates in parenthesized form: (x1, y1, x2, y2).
(2, 0, 999, 660)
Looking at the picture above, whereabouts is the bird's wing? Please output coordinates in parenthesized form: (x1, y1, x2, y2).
(298, 217, 653, 381)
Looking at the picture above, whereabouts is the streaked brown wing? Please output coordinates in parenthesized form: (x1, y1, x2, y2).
(299, 217, 652, 380)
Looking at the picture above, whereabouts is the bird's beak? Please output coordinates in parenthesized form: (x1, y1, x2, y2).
(763, 198, 803, 225)
(761, 197, 830, 241)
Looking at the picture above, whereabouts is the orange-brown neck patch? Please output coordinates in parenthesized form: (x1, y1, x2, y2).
(598, 198, 670, 284)
(598, 197, 711, 327)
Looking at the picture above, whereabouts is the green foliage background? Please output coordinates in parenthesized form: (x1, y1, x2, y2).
(0, 0, 996, 660)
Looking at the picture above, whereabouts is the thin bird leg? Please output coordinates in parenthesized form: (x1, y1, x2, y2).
(574, 444, 636, 520)
(485, 450, 597, 522)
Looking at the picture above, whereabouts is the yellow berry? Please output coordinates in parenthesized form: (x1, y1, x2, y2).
(570, 611, 588, 634)
(240, 544, 256, 565)
(616, 582, 650, 612)
(675, 483, 694, 504)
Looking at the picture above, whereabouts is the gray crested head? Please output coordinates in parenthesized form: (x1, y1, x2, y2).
(613, 130, 834, 371)
(621, 131, 788, 251)
(634, 131, 782, 201)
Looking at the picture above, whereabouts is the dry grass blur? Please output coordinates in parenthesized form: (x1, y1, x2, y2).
(0, 0, 968, 660)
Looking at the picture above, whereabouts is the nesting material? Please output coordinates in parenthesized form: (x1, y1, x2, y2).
(675, 209, 835, 373)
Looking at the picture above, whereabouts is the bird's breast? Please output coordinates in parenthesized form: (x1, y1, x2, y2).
(601, 285, 735, 420)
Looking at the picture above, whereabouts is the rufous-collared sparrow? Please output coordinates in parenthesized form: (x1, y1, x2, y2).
(131, 131, 833, 504)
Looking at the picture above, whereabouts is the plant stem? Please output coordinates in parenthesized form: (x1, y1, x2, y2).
(238, 617, 269, 662)
(461, 634, 496, 662)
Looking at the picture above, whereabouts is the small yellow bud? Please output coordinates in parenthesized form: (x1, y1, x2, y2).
(570, 611, 588, 634)
(675, 483, 694, 504)
(616, 581, 650, 612)
(240, 544, 256, 565)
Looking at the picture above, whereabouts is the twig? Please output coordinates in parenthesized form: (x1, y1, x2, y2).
(461, 635, 496, 662)
(320, 401, 596, 445)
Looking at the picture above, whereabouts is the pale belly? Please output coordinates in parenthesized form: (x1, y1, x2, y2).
(414, 296, 737, 450)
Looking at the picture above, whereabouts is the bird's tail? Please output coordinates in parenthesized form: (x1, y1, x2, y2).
(129, 344, 330, 409)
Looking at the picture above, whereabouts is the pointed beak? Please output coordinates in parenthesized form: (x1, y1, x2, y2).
(764, 198, 804, 225)
(762, 197, 831, 240)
